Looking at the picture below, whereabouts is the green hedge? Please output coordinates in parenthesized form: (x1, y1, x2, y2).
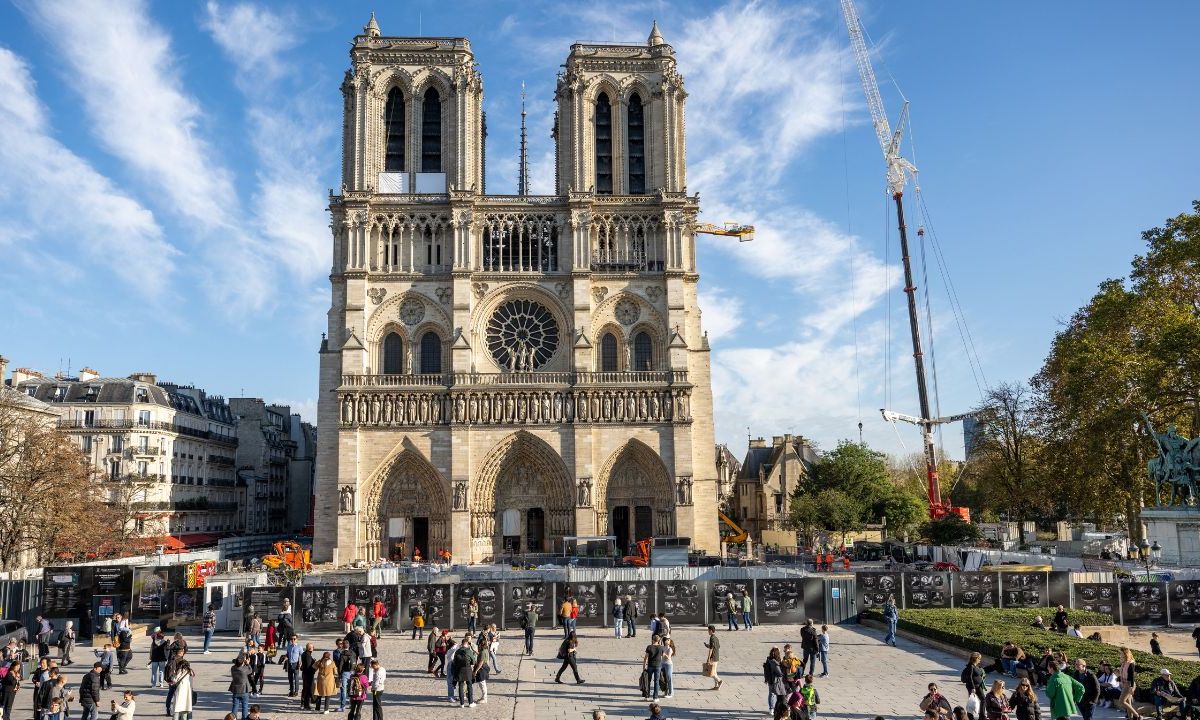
(865, 608, 1200, 693)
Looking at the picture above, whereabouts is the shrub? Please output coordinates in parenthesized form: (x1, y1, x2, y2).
(865, 607, 1200, 693)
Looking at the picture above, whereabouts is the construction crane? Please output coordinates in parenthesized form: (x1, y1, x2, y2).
(840, 0, 970, 523)
(694, 222, 755, 241)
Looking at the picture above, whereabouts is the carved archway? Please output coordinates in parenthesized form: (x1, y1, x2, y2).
(471, 431, 574, 557)
(597, 440, 675, 551)
(362, 447, 450, 561)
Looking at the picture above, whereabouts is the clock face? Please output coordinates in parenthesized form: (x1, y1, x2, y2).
(486, 299, 560, 371)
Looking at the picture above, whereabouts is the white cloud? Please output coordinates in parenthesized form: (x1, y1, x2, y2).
(0, 47, 177, 295)
(698, 287, 744, 344)
(202, 0, 299, 86)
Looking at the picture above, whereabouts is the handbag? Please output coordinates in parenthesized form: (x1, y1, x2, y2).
(702, 661, 716, 678)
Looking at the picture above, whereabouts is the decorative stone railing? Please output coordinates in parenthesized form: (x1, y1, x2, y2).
(340, 370, 686, 388)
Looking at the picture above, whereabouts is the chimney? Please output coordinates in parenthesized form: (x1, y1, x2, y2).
(749, 437, 767, 449)
(771, 435, 783, 447)
(79, 367, 100, 382)
(128, 372, 157, 385)
(12, 367, 43, 385)
(783, 433, 793, 444)
(0, 355, 7, 385)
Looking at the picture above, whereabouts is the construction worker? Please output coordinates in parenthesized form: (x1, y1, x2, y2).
(842, 556, 851, 571)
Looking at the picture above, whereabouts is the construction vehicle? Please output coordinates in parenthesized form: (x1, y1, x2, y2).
(718, 511, 748, 545)
(259, 540, 312, 585)
(622, 538, 652, 567)
(841, 0, 971, 523)
(694, 222, 755, 242)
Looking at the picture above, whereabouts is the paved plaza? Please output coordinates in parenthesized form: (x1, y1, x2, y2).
(13, 622, 1143, 720)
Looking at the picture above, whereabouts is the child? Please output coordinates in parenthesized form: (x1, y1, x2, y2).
(800, 674, 820, 719)
(1150, 632, 1163, 656)
(94, 643, 115, 689)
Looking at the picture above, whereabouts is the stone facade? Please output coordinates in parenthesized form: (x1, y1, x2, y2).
(736, 435, 817, 544)
(314, 19, 719, 564)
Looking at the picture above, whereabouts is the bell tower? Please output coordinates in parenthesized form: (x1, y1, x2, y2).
(554, 22, 687, 195)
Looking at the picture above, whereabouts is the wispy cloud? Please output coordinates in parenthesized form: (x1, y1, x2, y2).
(0, 46, 177, 295)
(698, 287, 745, 344)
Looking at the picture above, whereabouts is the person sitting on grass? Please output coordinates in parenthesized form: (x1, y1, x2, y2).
(1150, 669, 1184, 718)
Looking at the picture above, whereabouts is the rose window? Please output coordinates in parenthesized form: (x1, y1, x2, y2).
(486, 299, 560, 371)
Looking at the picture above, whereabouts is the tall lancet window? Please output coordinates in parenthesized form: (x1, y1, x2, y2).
(595, 92, 613, 194)
(627, 93, 645, 195)
(384, 88, 406, 171)
(382, 332, 404, 374)
(422, 87, 442, 172)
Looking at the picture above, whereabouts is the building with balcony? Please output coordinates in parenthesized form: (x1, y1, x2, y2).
(230, 399, 299, 535)
(315, 18, 720, 564)
(736, 435, 818, 546)
(14, 368, 241, 542)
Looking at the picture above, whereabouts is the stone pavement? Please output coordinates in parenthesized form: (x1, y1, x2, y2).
(12, 622, 1140, 720)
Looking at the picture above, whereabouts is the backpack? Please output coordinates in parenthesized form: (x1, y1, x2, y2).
(959, 666, 971, 685)
(348, 674, 364, 697)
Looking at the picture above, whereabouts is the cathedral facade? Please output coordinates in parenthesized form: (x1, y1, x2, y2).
(313, 17, 720, 564)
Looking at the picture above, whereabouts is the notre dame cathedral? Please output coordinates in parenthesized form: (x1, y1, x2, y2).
(313, 16, 720, 564)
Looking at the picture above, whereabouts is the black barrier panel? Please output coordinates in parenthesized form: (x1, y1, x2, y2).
(92, 566, 133, 597)
(507, 582, 551, 631)
(657, 580, 704, 625)
(951, 572, 999, 609)
(556, 582, 604, 627)
(42, 569, 85, 616)
(855, 572, 902, 610)
(904, 572, 952, 609)
(1072, 583, 1119, 618)
(349, 586, 399, 633)
(454, 584, 503, 630)
(803, 577, 827, 623)
(710, 579, 752, 627)
(1120, 582, 1167, 626)
(756, 579, 803, 624)
(1001, 573, 1048, 609)
(243, 586, 294, 630)
(1047, 572, 1071, 609)
(1168, 581, 1200, 624)
(607, 581, 655, 631)
(297, 586, 346, 631)
(401, 584, 450, 630)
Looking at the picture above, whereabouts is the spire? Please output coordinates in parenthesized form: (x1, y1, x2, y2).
(518, 82, 530, 196)
(648, 20, 664, 46)
(364, 11, 380, 38)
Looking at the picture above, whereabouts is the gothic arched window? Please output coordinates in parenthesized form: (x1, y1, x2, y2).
(421, 87, 442, 172)
(595, 92, 613, 195)
(384, 87, 406, 172)
(419, 331, 443, 374)
(627, 93, 645, 195)
(633, 331, 653, 370)
(382, 332, 404, 375)
(601, 332, 619, 372)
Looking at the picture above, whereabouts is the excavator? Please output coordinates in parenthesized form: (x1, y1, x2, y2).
(260, 540, 312, 585)
(718, 512, 748, 545)
(622, 538, 653, 567)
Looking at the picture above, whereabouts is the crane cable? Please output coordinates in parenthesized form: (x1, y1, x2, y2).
(841, 52, 863, 434)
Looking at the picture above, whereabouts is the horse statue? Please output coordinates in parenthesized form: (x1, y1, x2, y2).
(1143, 413, 1200, 507)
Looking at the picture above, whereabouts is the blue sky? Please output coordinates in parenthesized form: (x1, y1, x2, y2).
(1, 1, 1197, 464)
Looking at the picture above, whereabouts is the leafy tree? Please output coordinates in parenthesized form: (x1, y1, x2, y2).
(810, 440, 890, 523)
(877, 486, 927, 539)
(789, 488, 863, 546)
(919, 516, 982, 545)
(967, 382, 1047, 526)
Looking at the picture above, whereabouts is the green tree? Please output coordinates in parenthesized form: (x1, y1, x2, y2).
(877, 486, 927, 539)
(919, 516, 982, 545)
(968, 382, 1047, 526)
(810, 440, 890, 523)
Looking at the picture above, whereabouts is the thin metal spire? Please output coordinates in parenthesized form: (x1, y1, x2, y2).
(518, 82, 529, 196)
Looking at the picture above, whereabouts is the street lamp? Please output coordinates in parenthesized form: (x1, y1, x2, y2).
(1139, 538, 1161, 581)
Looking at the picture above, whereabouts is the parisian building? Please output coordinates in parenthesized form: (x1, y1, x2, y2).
(314, 18, 720, 564)
(736, 435, 817, 546)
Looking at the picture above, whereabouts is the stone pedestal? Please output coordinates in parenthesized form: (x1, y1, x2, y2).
(1142, 507, 1200, 566)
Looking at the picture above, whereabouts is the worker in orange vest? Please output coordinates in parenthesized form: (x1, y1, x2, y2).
(842, 555, 851, 571)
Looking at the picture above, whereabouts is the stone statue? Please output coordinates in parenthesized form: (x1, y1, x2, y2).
(1144, 412, 1200, 506)
(339, 485, 356, 514)
(577, 478, 592, 507)
(453, 481, 468, 510)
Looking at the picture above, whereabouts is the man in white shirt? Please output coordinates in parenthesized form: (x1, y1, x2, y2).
(369, 659, 386, 720)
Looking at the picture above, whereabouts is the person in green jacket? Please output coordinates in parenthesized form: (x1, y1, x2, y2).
(1046, 661, 1085, 720)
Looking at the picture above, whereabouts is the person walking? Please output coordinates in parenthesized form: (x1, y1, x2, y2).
(202, 605, 217, 654)
(368, 659, 386, 720)
(818, 624, 831, 677)
(800, 674, 821, 719)
(229, 655, 253, 720)
(473, 642, 491, 704)
(963, 652, 987, 708)
(149, 629, 168, 688)
(346, 662, 369, 720)
(371, 597, 388, 638)
(248, 613, 262, 647)
(704, 625, 722, 690)
(882, 595, 899, 647)
(342, 603, 358, 635)
(451, 637, 477, 708)
(247, 644, 266, 696)
(741, 593, 754, 631)
(642, 635, 665, 700)
(484, 623, 501, 673)
(301, 642, 318, 711)
(78, 663, 102, 720)
(624, 596, 640, 638)
(558, 595, 574, 638)
(1117, 647, 1141, 720)
(522, 604, 538, 656)
(800, 620, 819, 676)
(285, 634, 303, 697)
(1, 662, 22, 720)
(57, 622, 75, 666)
(467, 597, 480, 634)
(315, 652, 337, 714)
(1071, 659, 1100, 720)
(336, 640, 355, 712)
(724, 594, 740, 631)
(1046, 661, 1085, 720)
(764, 647, 786, 714)
(169, 659, 195, 720)
(612, 599, 625, 639)
(94, 643, 114, 689)
(555, 631, 584, 685)
(410, 603, 426, 640)
(115, 624, 133, 675)
(425, 627, 440, 674)
(442, 635, 459, 702)
(660, 634, 676, 699)
(164, 646, 185, 713)
(1008, 678, 1041, 720)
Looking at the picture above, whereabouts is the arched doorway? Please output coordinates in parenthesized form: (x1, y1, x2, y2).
(363, 449, 450, 562)
(598, 441, 675, 556)
(472, 432, 574, 561)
